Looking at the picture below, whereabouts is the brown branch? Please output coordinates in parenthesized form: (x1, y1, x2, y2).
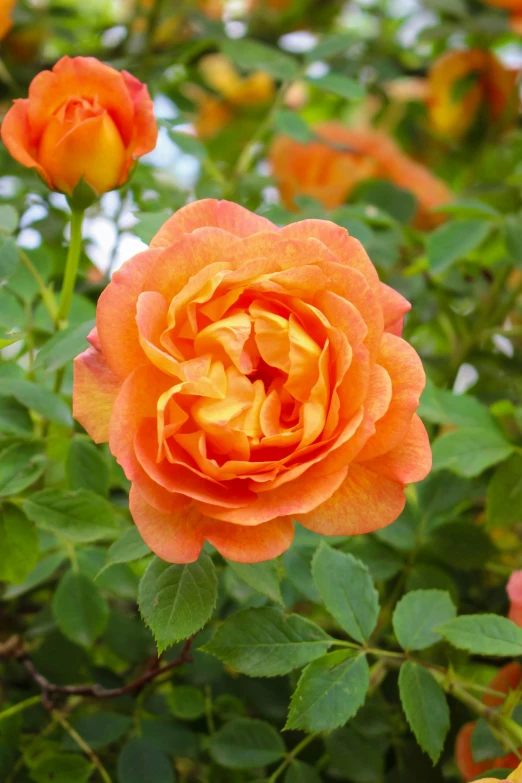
(10, 638, 194, 704)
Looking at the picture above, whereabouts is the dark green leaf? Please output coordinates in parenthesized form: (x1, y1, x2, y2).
(398, 662, 449, 763)
(228, 560, 282, 604)
(0, 378, 72, 427)
(62, 712, 131, 751)
(286, 651, 369, 732)
(67, 438, 109, 497)
(504, 216, 522, 266)
(3, 552, 65, 600)
(438, 615, 522, 656)
(487, 454, 522, 527)
(429, 522, 494, 571)
(427, 220, 491, 274)
(34, 320, 95, 374)
(52, 570, 109, 647)
(284, 761, 321, 783)
(312, 543, 379, 643)
(117, 739, 175, 783)
(139, 554, 217, 653)
(0, 442, 45, 497)
(104, 527, 151, 569)
(209, 718, 285, 769)
(23, 489, 118, 542)
(393, 590, 456, 651)
(471, 719, 505, 763)
(358, 180, 417, 224)
(30, 754, 93, 783)
(167, 686, 205, 720)
(203, 607, 332, 677)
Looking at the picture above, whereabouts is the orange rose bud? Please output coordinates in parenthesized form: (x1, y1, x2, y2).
(73, 199, 431, 565)
(507, 571, 522, 626)
(427, 49, 517, 139)
(0, 0, 16, 41)
(1, 56, 157, 197)
(456, 663, 522, 780)
(270, 123, 451, 227)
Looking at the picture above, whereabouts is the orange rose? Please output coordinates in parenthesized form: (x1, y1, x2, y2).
(0, 0, 15, 41)
(269, 123, 451, 227)
(456, 662, 522, 780)
(1, 56, 157, 197)
(427, 49, 517, 139)
(73, 199, 431, 564)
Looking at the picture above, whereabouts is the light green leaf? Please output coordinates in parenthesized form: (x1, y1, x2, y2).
(487, 454, 522, 528)
(221, 39, 298, 80)
(504, 216, 522, 266)
(273, 110, 313, 143)
(398, 661, 449, 763)
(427, 219, 491, 274)
(3, 552, 65, 600)
(228, 560, 282, 604)
(435, 199, 500, 218)
(23, 489, 117, 543)
(0, 378, 72, 427)
(117, 739, 175, 783)
(0, 505, 39, 584)
(34, 320, 95, 374)
(419, 379, 494, 429)
(209, 718, 285, 769)
(52, 570, 109, 647)
(312, 543, 379, 643)
(438, 615, 522, 656)
(0, 235, 20, 282)
(103, 527, 151, 570)
(393, 590, 456, 651)
(286, 651, 369, 732)
(0, 442, 46, 497)
(167, 686, 205, 721)
(169, 130, 208, 160)
(139, 554, 217, 653)
(66, 438, 109, 497)
(431, 427, 514, 477)
(0, 205, 19, 233)
(203, 607, 333, 677)
(305, 32, 357, 62)
(306, 72, 365, 100)
(134, 212, 170, 244)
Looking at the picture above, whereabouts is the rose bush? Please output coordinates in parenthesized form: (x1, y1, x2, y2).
(0, 55, 157, 197)
(74, 198, 431, 563)
(270, 123, 452, 226)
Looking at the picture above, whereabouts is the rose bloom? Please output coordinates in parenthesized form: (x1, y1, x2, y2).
(269, 123, 451, 228)
(0, 0, 15, 40)
(507, 571, 522, 626)
(427, 49, 517, 139)
(0, 56, 157, 197)
(456, 662, 522, 780)
(73, 199, 431, 564)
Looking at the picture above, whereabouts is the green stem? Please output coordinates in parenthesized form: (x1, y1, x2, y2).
(18, 249, 57, 323)
(0, 695, 41, 723)
(268, 733, 317, 783)
(54, 710, 113, 783)
(56, 209, 84, 326)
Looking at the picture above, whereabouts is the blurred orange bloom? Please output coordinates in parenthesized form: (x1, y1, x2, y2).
(1, 56, 157, 197)
(507, 571, 522, 626)
(456, 662, 522, 780)
(270, 122, 452, 226)
(193, 54, 274, 139)
(427, 49, 517, 139)
(0, 0, 16, 41)
(74, 199, 431, 564)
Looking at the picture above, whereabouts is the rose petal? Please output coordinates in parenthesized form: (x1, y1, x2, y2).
(73, 346, 122, 443)
(359, 413, 431, 484)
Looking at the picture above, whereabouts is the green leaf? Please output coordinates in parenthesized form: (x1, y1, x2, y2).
(0, 396, 32, 435)
(29, 754, 93, 783)
(209, 718, 285, 769)
(34, 320, 95, 375)
(169, 130, 208, 160)
(221, 39, 298, 80)
(117, 739, 175, 783)
(358, 179, 417, 224)
(0, 378, 72, 427)
(139, 554, 217, 653)
(435, 199, 500, 218)
(306, 72, 365, 100)
(419, 379, 494, 429)
(52, 570, 109, 647)
(0, 235, 20, 282)
(471, 719, 506, 763)
(167, 686, 205, 720)
(0, 328, 24, 348)
(62, 712, 131, 751)
(429, 522, 494, 570)
(305, 32, 357, 62)
(286, 651, 369, 732)
(273, 110, 313, 143)
(104, 527, 151, 569)
(393, 590, 456, 651)
(284, 761, 321, 783)
(438, 614, 522, 656)
(504, 216, 522, 266)
(487, 454, 522, 527)
(134, 212, 170, 244)
(228, 560, 283, 604)
(0, 442, 46, 497)
(398, 661, 449, 763)
(66, 438, 109, 497)
(22, 489, 117, 543)
(3, 552, 65, 600)
(0, 505, 39, 584)
(203, 607, 333, 677)
(432, 427, 514, 477)
(0, 204, 19, 233)
(312, 543, 379, 643)
(427, 219, 491, 274)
